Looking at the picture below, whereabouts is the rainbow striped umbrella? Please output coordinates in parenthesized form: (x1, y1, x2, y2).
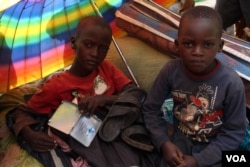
(0, 0, 129, 93)
(0, 0, 176, 93)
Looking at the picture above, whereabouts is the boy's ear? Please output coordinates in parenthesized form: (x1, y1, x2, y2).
(71, 36, 76, 49)
(218, 39, 224, 52)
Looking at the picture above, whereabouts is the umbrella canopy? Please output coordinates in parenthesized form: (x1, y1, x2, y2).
(0, 0, 175, 93)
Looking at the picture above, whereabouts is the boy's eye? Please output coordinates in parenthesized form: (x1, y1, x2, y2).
(83, 41, 109, 53)
(203, 42, 214, 48)
(98, 46, 109, 53)
(183, 41, 193, 48)
(84, 42, 93, 48)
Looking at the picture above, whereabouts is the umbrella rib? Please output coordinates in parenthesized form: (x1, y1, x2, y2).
(63, 0, 71, 39)
(37, 0, 50, 79)
(24, 1, 37, 83)
(46, 0, 60, 72)
(38, 0, 47, 79)
(8, 1, 28, 90)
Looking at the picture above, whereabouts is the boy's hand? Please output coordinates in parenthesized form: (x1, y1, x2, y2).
(78, 95, 117, 115)
(162, 141, 184, 167)
(78, 95, 106, 115)
(21, 126, 57, 152)
(177, 155, 198, 167)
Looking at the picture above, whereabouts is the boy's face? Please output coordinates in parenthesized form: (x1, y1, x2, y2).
(72, 24, 112, 74)
(176, 17, 223, 75)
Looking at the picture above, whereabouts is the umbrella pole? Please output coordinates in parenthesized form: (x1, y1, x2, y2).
(89, 0, 140, 87)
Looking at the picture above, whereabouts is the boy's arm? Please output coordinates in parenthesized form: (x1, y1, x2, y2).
(12, 104, 39, 136)
(193, 81, 247, 166)
(9, 104, 57, 152)
(143, 65, 171, 151)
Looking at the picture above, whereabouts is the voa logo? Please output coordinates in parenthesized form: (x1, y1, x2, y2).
(226, 155, 247, 162)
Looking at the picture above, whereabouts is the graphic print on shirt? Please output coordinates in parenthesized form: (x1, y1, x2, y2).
(71, 75, 110, 102)
(172, 83, 223, 142)
(94, 75, 109, 95)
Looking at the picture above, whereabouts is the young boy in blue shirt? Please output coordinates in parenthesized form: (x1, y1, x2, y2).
(143, 6, 247, 167)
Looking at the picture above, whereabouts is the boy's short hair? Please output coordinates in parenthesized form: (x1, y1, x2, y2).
(76, 15, 112, 37)
(179, 6, 223, 37)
